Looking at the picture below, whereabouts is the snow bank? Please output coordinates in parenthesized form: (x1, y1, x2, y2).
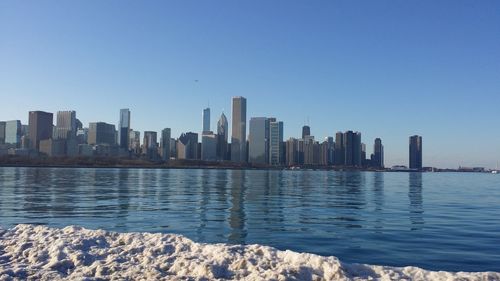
(0, 224, 498, 281)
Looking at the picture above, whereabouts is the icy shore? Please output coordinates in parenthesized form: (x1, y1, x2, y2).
(0, 225, 498, 281)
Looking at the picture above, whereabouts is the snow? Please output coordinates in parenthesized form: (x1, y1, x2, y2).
(0, 224, 498, 281)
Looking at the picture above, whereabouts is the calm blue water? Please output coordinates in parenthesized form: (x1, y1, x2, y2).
(0, 167, 499, 272)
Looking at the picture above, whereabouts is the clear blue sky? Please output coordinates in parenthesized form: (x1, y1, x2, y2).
(1, 1, 499, 168)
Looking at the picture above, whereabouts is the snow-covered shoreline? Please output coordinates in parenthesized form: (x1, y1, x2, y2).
(0, 225, 498, 281)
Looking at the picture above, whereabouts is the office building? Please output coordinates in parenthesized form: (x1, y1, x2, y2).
(5, 120, 22, 147)
(161, 128, 171, 161)
(231, 96, 247, 162)
(119, 109, 131, 150)
(0, 122, 5, 145)
(54, 111, 76, 140)
(39, 139, 65, 157)
(325, 137, 335, 165)
(248, 117, 269, 164)
(177, 132, 198, 160)
(88, 122, 116, 145)
(334, 132, 345, 166)
(343, 131, 362, 167)
(269, 119, 283, 165)
(170, 138, 177, 159)
(372, 138, 384, 168)
(143, 131, 158, 159)
(319, 141, 329, 166)
(286, 138, 298, 166)
(201, 131, 217, 161)
(302, 125, 310, 139)
(409, 135, 423, 170)
(129, 130, 140, 154)
(216, 113, 229, 160)
(203, 108, 210, 133)
(76, 128, 88, 144)
(29, 111, 53, 151)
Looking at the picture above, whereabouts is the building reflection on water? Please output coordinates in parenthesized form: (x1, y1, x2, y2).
(373, 172, 385, 231)
(228, 169, 247, 244)
(408, 172, 424, 230)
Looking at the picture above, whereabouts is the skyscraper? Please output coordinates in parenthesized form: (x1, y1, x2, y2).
(217, 112, 229, 160)
(130, 130, 141, 154)
(326, 137, 335, 165)
(177, 132, 198, 160)
(55, 111, 76, 140)
(248, 117, 268, 164)
(343, 131, 362, 167)
(143, 131, 158, 160)
(334, 132, 345, 166)
(0, 122, 6, 145)
(302, 125, 310, 139)
(269, 120, 284, 165)
(161, 128, 171, 161)
(201, 132, 217, 161)
(202, 108, 210, 133)
(409, 135, 423, 170)
(5, 120, 21, 147)
(88, 122, 116, 145)
(286, 138, 299, 166)
(231, 96, 247, 162)
(29, 111, 53, 151)
(372, 138, 384, 168)
(119, 109, 131, 150)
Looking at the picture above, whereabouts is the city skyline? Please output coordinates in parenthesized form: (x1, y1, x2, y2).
(1, 1, 499, 168)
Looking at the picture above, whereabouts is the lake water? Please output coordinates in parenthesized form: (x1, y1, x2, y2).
(0, 167, 499, 272)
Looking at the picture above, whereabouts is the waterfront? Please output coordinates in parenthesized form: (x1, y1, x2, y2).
(0, 167, 499, 272)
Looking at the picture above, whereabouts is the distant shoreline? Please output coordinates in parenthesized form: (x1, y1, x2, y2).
(0, 156, 494, 173)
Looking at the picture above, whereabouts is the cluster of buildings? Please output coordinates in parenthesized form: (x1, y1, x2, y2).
(0, 96, 424, 170)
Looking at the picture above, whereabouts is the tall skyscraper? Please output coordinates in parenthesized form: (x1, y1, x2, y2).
(119, 109, 131, 150)
(4, 120, 21, 147)
(201, 132, 217, 161)
(29, 111, 53, 151)
(372, 138, 384, 168)
(343, 131, 362, 167)
(143, 131, 158, 159)
(248, 117, 269, 164)
(285, 138, 298, 166)
(0, 122, 6, 145)
(55, 111, 76, 140)
(202, 108, 210, 133)
(269, 120, 284, 165)
(334, 132, 345, 166)
(217, 112, 229, 160)
(409, 135, 423, 170)
(231, 96, 247, 162)
(88, 122, 116, 145)
(354, 132, 362, 166)
(302, 125, 311, 139)
(326, 137, 335, 165)
(161, 128, 171, 161)
(177, 132, 198, 160)
(130, 130, 141, 154)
